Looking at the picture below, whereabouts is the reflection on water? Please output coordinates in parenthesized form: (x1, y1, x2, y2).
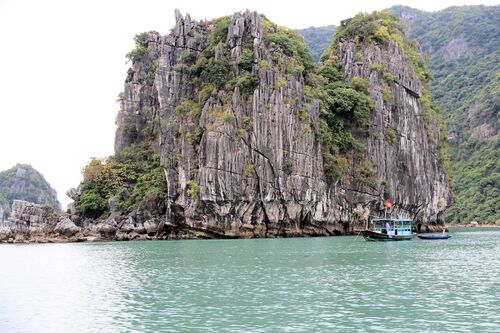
(0, 229, 499, 332)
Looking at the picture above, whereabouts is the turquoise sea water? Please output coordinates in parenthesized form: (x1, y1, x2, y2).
(0, 228, 499, 332)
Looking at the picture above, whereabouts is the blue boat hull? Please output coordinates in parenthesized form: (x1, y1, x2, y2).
(418, 235, 451, 240)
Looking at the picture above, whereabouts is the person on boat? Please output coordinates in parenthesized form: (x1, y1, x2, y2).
(385, 222, 391, 232)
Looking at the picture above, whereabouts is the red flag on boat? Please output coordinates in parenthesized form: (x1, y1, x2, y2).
(385, 200, 393, 209)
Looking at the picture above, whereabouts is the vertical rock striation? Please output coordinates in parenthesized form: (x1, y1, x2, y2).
(115, 32, 162, 153)
(109, 10, 451, 238)
(151, 10, 330, 237)
(0, 200, 57, 234)
(329, 39, 451, 227)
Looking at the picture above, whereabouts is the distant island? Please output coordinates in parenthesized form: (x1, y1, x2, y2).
(0, 164, 60, 223)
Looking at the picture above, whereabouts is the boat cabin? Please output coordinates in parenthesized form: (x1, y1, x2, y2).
(370, 218, 413, 237)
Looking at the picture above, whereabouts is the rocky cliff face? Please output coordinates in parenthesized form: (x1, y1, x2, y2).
(329, 39, 450, 226)
(151, 10, 328, 236)
(115, 31, 161, 154)
(0, 164, 61, 222)
(105, 10, 451, 238)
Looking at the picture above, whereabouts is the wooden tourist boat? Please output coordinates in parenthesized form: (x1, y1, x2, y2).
(361, 218, 414, 241)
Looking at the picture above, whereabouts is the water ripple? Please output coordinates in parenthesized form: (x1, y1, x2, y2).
(0, 229, 499, 332)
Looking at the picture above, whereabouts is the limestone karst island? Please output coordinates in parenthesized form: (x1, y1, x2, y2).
(0, 3, 499, 332)
(3, 10, 453, 241)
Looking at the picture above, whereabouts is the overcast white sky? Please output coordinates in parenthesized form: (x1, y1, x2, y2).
(0, 0, 497, 208)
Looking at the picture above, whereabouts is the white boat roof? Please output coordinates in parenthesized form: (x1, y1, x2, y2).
(371, 218, 414, 222)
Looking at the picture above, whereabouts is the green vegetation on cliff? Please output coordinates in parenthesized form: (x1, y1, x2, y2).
(315, 62, 373, 182)
(390, 5, 499, 223)
(262, 15, 375, 183)
(301, 8, 500, 223)
(190, 16, 261, 97)
(75, 145, 167, 218)
(297, 25, 337, 62)
(262, 15, 315, 78)
(391, 5, 499, 138)
(126, 31, 158, 63)
(75, 11, 453, 223)
(444, 140, 499, 223)
(322, 10, 432, 82)
(316, 11, 447, 182)
(0, 164, 61, 219)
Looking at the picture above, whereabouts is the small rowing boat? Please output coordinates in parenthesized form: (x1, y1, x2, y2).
(417, 234, 451, 240)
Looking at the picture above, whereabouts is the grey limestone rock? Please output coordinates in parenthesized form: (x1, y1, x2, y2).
(112, 10, 451, 238)
(66, 187, 81, 201)
(54, 218, 80, 237)
(96, 223, 117, 238)
(143, 219, 159, 234)
(149, 10, 332, 237)
(334, 40, 451, 225)
(0, 200, 60, 239)
(120, 219, 136, 233)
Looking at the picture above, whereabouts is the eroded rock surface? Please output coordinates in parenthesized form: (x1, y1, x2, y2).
(113, 10, 451, 238)
(332, 40, 451, 226)
(54, 218, 80, 237)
